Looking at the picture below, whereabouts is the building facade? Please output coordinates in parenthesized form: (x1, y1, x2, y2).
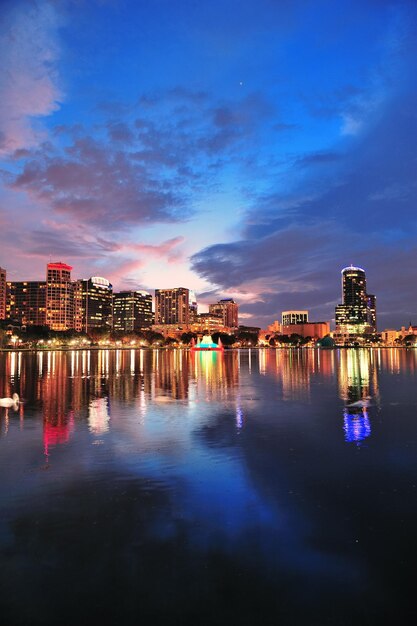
(113, 291, 152, 332)
(155, 288, 190, 325)
(280, 322, 330, 339)
(189, 290, 198, 323)
(46, 262, 74, 331)
(367, 294, 377, 329)
(282, 311, 309, 325)
(190, 313, 224, 334)
(335, 265, 376, 333)
(208, 298, 238, 329)
(75, 277, 113, 333)
(0, 267, 6, 320)
(6, 281, 47, 326)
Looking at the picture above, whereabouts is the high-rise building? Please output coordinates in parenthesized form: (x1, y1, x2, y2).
(0, 267, 6, 320)
(73, 279, 83, 332)
(367, 294, 377, 330)
(335, 266, 376, 333)
(74, 277, 113, 333)
(189, 290, 198, 323)
(209, 298, 238, 329)
(155, 288, 190, 325)
(282, 310, 309, 325)
(46, 262, 74, 331)
(113, 291, 152, 332)
(6, 281, 47, 326)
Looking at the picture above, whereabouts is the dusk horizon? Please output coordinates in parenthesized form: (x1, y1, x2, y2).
(1, 0, 416, 329)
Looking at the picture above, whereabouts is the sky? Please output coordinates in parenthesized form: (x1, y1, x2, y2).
(0, 0, 416, 328)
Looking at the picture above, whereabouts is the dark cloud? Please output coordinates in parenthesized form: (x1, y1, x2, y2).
(191, 76, 417, 327)
(7, 89, 280, 233)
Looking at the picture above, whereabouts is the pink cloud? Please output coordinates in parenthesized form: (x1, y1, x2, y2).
(127, 236, 185, 263)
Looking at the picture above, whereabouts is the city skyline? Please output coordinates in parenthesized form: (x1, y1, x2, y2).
(0, 1, 416, 328)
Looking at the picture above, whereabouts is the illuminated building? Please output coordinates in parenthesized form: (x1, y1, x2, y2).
(46, 262, 74, 331)
(190, 313, 224, 334)
(367, 294, 377, 329)
(155, 288, 189, 325)
(280, 321, 330, 339)
(75, 277, 113, 333)
(189, 290, 198, 323)
(208, 298, 238, 329)
(380, 329, 400, 346)
(282, 310, 308, 325)
(5, 281, 47, 326)
(73, 280, 83, 332)
(0, 267, 6, 320)
(335, 265, 376, 334)
(113, 290, 152, 332)
(151, 324, 186, 338)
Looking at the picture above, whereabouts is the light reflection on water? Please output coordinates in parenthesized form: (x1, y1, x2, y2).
(1, 348, 417, 625)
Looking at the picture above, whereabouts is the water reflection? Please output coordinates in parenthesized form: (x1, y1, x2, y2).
(1, 348, 417, 625)
(88, 397, 110, 434)
(337, 350, 379, 445)
(2, 348, 417, 453)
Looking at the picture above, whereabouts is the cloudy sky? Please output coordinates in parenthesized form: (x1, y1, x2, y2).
(0, 0, 416, 327)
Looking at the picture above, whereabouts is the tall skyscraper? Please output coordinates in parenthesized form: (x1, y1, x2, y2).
(209, 298, 239, 329)
(6, 281, 47, 326)
(74, 277, 113, 333)
(113, 291, 152, 332)
(282, 311, 309, 325)
(155, 288, 189, 325)
(0, 267, 6, 320)
(335, 266, 376, 332)
(367, 294, 377, 330)
(189, 290, 198, 323)
(46, 262, 74, 331)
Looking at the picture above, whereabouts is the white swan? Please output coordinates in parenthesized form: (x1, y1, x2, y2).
(0, 393, 19, 408)
(346, 398, 370, 408)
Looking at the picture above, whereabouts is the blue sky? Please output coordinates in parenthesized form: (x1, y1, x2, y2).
(0, 0, 416, 327)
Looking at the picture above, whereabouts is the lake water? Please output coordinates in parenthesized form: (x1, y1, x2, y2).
(1, 348, 417, 625)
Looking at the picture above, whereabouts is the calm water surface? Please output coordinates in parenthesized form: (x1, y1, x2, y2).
(1, 348, 417, 625)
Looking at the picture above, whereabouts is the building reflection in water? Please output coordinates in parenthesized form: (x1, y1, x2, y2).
(191, 351, 239, 402)
(343, 408, 371, 444)
(237, 348, 336, 403)
(337, 349, 379, 445)
(88, 397, 110, 434)
(6, 346, 415, 452)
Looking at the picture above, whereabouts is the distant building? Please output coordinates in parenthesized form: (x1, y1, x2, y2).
(209, 298, 238, 329)
(189, 290, 198, 323)
(282, 311, 308, 325)
(155, 288, 190, 325)
(190, 313, 224, 334)
(6, 281, 47, 326)
(381, 325, 417, 346)
(75, 277, 113, 333)
(0, 267, 6, 320)
(280, 321, 330, 340)
(335, 265, 376, 333)
(151, 324, 187, 339)
(238, 325, 261, 334)
(380, 329, 400, 346)
(46, 262, 74, 331)
(113, 291, 152, 332)
(367, 294, 377, 329)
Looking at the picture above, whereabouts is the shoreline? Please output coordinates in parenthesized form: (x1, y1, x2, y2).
(0, 345, 413, 353)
